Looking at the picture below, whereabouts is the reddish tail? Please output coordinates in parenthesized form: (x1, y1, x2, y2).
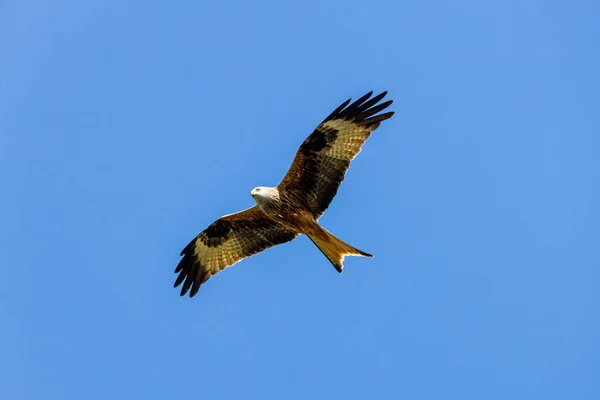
(306, 223, 372, 272)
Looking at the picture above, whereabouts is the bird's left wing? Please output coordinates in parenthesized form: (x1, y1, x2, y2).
(174, 206, 298, 297)
(278, 91, 394, 218)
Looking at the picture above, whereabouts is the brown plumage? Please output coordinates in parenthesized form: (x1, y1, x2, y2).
(174, 91, 394, 297)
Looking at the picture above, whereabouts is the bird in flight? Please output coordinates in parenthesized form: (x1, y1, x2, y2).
(174, 91, 394, 297)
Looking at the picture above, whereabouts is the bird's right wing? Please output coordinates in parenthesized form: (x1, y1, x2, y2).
(174, 206, 298, 297)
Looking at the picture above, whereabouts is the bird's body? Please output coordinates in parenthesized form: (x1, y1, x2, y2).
(251, 187, 314, 231)
(174, 91, 394, 297)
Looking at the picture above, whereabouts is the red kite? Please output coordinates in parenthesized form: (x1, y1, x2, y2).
(174, 91, 394, 297)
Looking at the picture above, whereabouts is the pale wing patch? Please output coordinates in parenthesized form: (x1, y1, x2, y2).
(320, 120, 373, 161)
(194, 245, 229, 276)
(193, 235, 250, 275)
(321, 119, 354, 131)
(193, 225, 295, 276)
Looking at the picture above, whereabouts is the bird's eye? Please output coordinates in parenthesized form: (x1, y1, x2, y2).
(256, 188, 261, 192)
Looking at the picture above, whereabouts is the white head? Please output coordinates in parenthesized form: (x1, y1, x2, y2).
(250, 186, 279, 210)
(250, 186, 274, 198)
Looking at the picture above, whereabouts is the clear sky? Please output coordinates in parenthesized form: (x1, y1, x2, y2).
(1, 0, 599, 399)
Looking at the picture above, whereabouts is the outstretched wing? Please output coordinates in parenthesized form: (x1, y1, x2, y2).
(174, 206, 298, 297)
(278, 91, 394, 218)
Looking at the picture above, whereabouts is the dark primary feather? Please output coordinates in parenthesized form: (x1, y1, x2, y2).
(174, 206, 298, 297)
(278, 91, 394, 217)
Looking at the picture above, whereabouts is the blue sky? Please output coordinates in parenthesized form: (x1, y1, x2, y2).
(1, 0, 599, 398)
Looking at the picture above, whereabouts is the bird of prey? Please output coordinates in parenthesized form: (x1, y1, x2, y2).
(174, 91, 394, 297)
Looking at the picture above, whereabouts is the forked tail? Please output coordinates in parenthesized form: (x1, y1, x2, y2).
(306, 223, 372, 273)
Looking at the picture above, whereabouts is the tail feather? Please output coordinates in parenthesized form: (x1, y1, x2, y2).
(306, 224, 372, 273)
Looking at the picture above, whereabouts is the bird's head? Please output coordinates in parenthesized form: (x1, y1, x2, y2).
(251, 186, 269, 198)
(251, 187, 279, 210)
